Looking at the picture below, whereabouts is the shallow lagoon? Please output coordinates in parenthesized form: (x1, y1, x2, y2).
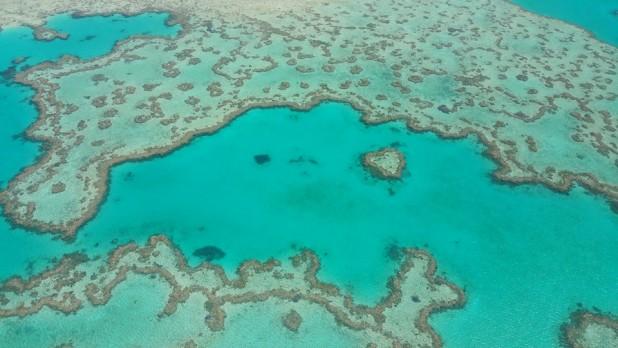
(0, 4, 617, 348)
(81, 102, 618, 348)
(3, 101, 618, 347)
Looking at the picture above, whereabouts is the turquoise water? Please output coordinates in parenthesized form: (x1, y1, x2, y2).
(1, 5, 618, 348)
(512, 0, 618, 46)
(3, 102, 618, 347)
(78, 103, 618, 347)
(0, 12, 179, 73)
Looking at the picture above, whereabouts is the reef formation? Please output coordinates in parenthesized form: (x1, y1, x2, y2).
(0, 0, 616, 239)
(562, 310, 618, 348)
(363, 147, 406, 180)
(0, 235, 464, 347)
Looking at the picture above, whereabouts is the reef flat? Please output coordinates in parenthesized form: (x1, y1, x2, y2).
(0, 0, 617, 238)
(0, 12, 179, 193)
(362, 148, 406, 180)
(0, 235, 463, 347)
(562, 310, 618, 348)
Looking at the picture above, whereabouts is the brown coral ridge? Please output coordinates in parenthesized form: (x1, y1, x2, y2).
(561, 309, 618, 348)
(0, 235, 465, 347)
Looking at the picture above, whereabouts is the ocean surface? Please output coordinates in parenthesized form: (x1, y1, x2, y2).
(512, 0, 618, 46)
(0, 2, 617, 347)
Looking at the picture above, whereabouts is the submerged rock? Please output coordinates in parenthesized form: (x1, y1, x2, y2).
(386, 243, 403, 261)
(254, 154, 271, 165)
(192, 246, 225, 261)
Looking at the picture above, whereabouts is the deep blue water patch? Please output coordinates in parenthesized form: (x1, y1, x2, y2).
(510, 0, 618, 46)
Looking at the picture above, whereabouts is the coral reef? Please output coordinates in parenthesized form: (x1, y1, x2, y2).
(562, 310, 618, 348)
(1, 0, 616, 239)
(0, 235, 464, 347)
(363, 147, 406, 179)
(282, 309, 303, 332)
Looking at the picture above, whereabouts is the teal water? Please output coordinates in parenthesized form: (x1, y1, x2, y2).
(3, 102, 618, 347)
(511, 0, 618, 46)
(1, 5, 618, 348)
(80, 103, 618, 347)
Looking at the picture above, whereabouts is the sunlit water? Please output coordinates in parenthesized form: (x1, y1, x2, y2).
(0, 4, 617, 348)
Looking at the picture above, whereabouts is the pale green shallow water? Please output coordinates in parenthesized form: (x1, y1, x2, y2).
(0, 4, 617, 348)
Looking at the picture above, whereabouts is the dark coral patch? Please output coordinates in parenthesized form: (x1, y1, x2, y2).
(254, 154, 271, 165)
(386, 243, 403, 261)
(123, 171, 134, 182)
(193, 246, 225, 261)
(282, 309, 303, 332)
